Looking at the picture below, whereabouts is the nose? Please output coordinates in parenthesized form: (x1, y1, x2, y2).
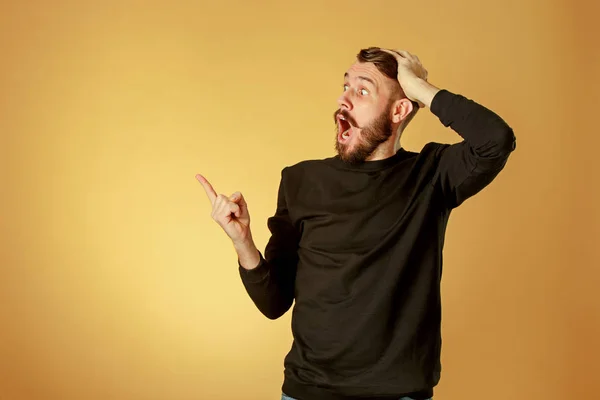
(337, 91, 352, 111)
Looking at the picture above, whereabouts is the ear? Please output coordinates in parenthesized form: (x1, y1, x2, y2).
(391, 98, 414, 124)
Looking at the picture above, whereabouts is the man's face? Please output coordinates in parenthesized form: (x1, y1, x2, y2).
(334, 61, 396, 164)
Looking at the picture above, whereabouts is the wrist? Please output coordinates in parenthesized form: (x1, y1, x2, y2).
(233, 238, 261, 270)
(233, 233, 254, 250)
(408, 79, 440, 108)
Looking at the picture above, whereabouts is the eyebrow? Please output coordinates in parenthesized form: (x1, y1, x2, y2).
(344, 72, 376, 87)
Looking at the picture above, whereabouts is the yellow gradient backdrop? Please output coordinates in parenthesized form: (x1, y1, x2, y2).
(1, 1, 598, 399)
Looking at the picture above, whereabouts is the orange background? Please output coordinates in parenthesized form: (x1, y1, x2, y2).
(1, 1, 598, 399)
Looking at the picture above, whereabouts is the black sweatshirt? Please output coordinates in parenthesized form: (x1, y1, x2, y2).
(238, 89, 516, 400)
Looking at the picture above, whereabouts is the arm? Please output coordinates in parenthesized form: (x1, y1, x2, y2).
(383, 49, 516, 208)
(429, 88, 516, 208)
(238, 168, 299, 319)
(196, 169, 298, 320)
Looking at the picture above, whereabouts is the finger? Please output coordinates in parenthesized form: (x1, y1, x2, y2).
(384, 49, 413, 66)
(230, 191, 247, 208)
(213, 194, 228, 218)
(382, 48, 402, 59)
(229, 192, 249, 219)
(391, 49, 410, 58)
(196, 174, 217, 205)
(229, 202, 241, 218)
(393, 50, 421, 64)
(229, 191, 241, 202)
(212, 195, 234, 223)
(217, 199, 241, 219)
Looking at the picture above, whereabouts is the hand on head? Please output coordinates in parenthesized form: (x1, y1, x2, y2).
(381, 48, 429, 108)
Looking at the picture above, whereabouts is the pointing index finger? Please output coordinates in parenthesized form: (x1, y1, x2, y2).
(196, 174, 217, 204)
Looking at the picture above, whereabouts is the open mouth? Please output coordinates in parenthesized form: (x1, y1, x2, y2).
(337, 114, 353, 143)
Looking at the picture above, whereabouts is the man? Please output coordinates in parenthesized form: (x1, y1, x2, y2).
(197, 47, 516, 400)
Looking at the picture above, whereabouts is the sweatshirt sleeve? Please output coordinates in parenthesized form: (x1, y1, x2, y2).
(238, 168, 299, 320)
(430, 89, 517, 209)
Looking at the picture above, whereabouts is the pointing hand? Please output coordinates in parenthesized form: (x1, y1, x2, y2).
(196, 174, 252, 246)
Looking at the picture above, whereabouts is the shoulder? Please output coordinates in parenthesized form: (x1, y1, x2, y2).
(280, 156, 337, 179)
(420, 141, 452, 155)
(403, 142, 453, 167)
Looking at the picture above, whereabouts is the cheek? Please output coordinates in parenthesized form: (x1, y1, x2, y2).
(355, 102, 383, 126)
(353, 109, 372, 127)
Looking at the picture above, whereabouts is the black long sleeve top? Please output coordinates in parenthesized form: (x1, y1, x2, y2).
(238, 89, 516, 400)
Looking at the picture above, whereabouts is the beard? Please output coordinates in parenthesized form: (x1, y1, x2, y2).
(333, 105, 394, 165)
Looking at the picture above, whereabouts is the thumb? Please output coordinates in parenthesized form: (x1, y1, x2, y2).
(230, 192, 248, 216)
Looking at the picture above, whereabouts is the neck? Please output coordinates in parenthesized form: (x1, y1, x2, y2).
(365, 127, 404, 161)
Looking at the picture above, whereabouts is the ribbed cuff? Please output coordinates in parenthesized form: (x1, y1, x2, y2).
(429, 88, 454, 120)
(238, 251, 269, 283)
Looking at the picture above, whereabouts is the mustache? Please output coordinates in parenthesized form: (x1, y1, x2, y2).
(333, 109, 359, 128)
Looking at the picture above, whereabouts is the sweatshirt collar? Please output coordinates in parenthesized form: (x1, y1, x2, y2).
(327, 147, 409, 171)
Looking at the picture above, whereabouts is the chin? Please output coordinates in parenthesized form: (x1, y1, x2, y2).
(337, 147, 366, 165)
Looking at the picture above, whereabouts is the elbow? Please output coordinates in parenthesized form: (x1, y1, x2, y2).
(494, 126, 516, 156)
(476, 126, 516, 159)
(499, 126, 517, 155)
(264, 310, 285, 320)
(261, 300, 293, 320)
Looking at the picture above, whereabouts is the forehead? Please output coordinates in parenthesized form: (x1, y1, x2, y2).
(344, 62, 389, 91)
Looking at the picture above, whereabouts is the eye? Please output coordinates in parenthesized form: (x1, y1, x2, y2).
(342, 84, 369, 96)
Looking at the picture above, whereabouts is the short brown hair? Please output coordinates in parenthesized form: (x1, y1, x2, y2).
(356, 47, 419, 130)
